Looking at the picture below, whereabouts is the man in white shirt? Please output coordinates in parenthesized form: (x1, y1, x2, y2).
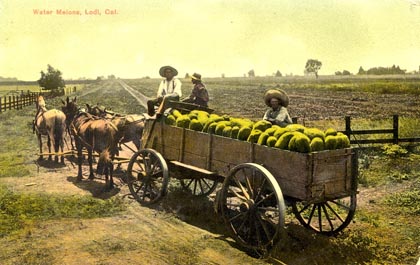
(147, 65, 182, 116)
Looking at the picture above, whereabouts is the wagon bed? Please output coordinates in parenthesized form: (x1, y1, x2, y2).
(142, 120, 357, 201)
(126, 113, 358, 253)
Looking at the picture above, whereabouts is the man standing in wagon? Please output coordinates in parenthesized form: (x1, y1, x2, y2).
(147, 65, 182, 117)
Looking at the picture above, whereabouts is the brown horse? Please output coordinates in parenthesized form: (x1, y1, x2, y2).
(34, 95, 67, 161)
(86, 104, 145, 151)
(61, 96, 78, 149)
(70, 109, 119, 191)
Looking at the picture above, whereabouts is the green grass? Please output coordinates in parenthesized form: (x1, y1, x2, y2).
(384, 179, 420, 215)
(0, 184, 125, 237)
(0, 109, 38, 178)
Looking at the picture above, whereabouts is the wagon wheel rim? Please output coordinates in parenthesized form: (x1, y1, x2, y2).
(126, 149, 169, 205)
(219, 163, 286, 252)
(291, 193, 357, 235)
(179, 178, 218, 197)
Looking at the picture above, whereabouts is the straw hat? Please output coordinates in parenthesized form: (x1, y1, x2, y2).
(159, 65, 178, 77)
(264, 89, 289, 107)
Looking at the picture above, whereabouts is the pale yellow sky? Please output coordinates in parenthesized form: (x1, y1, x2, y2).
(0, 0, 419, 80)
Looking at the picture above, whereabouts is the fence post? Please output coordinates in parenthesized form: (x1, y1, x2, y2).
(0, 97, 2, 113)
(345, 116, 351, 137)
(8, 96, 11, 110)
(393, 115, 399, 144)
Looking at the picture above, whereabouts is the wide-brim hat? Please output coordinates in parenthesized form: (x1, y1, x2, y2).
(191, 73, 201, 81)
(159, 65, 178, 77)
(264, 89, 289, 107)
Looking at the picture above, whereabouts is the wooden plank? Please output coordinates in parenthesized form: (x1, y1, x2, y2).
(254, 144, 309, 200)
(169, 160, 215, 175)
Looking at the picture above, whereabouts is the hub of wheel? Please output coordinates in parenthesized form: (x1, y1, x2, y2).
(240, 199, 255, 213)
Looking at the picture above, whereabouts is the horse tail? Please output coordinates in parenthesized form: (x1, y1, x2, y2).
(53, 114, 66, 152)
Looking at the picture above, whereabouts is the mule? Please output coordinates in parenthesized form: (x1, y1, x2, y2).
(70, 109, 119, 191)
(61, 96, 78, 150)
(86, 104, 145, 151)
(34, 95, 67, 161)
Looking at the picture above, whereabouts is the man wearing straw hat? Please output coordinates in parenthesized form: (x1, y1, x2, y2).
(263, 89, 292, 127)
(182, 73, 209, 107)
(147, 65, 182, 117)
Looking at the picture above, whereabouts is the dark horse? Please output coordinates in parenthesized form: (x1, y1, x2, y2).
(70, 108, 119, 191)
(61, 96, 78, 149)
(86, 104, 145, 151)
(34, 95, 67, 161)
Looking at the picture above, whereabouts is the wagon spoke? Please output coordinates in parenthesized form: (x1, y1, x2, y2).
(228, 187, 248, 201)
(193, 179, 198, 195)
(255, 191, 275, 206)
(307, 204, 317, 225)
(322, 204, 335, 231)
(253, 177, 267, 202)
(330, 199, 351, 212)
(325, 201, 345, 223)
(256, 213, 274, 242)
(229, 211, 246, 222)
(150, 159, 160, 175)
(297, 203, 310, 215)
(317, 205, 322, 232)
(184, 179, 194, 188)
(201, 179, 212, 190)
(242, 168, 254, 198)
(232, 175, 250, 200)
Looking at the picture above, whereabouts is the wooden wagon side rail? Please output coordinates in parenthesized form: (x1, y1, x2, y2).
(142, 120, 358, 202)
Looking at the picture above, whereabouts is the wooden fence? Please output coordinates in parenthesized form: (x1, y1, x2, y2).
(0, 93, 40, 112)
(342, 115, 420, 145)
(0, 87, 77, 113)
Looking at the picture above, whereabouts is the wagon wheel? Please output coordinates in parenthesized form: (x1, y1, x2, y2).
(219, 163, 286, 252)
(126, 149, 169, 205)
(291, 193, 357, 235)
(179, 178, 218, 197)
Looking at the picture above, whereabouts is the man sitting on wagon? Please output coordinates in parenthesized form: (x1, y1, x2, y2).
(182, 73, 209, 107)
(263, 89, 292, 127)
(147, 65, 182, 117)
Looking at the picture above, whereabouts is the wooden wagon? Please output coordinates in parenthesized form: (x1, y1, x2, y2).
(126, 106, 358, 252)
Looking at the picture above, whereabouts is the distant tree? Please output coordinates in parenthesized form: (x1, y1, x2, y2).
(221, 73, 225, 78)
(275, 70, 282, 77)
(342, 70, 351, 75)
(358, 66, 366, 75)
(304, 59, 322, 78)
(365, 65, 406, 75)
(37, 65, 65, 93)
(335, 71, 342, 76)
(248, 69, 255, 77)
(96, 76, 102, 81)
(185, 73, 189, 79)
(108, 75, 116, 79)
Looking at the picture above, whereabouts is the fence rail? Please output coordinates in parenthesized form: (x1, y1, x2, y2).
(0, 87, 77, 113)
(342, 115, 420, 145)
(0, 93, 40, 112)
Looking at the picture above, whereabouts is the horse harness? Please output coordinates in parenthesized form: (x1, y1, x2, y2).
(70, 112, 119, 150)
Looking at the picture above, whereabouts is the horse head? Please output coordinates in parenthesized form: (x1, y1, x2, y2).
(61, 96, 78, 124)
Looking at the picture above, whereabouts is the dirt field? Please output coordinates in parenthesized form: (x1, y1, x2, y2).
(1, 78, 419, 264)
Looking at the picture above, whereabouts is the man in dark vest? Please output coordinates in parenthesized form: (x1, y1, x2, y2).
(182, 73, 209, 107)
